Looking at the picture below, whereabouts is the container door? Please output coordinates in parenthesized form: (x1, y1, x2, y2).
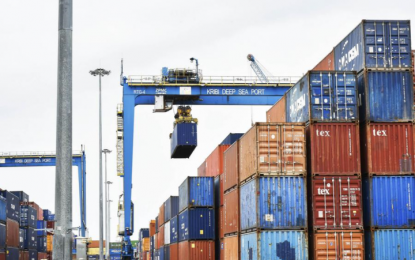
(363, 21, 388, 68)
(281, 125, 306, 174)
(314, 232, 338, 260)
(338, 231, 364, 259)
(338, 177, 362, 229)
(333, 73, 358, 121)
(313, 177, 337, 228)
(256, 124, 281, 174)
(309, 72, 333, 121)
(387, 21, 412, 68)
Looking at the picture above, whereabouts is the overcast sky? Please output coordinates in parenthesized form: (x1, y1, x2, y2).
(0, 0, 414, 242)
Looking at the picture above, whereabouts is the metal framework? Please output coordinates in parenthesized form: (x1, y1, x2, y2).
(119, 74, 296, 258)
(0, 150, 87, 236)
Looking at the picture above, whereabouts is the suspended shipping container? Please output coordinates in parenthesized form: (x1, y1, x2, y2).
(307, 123, 361, 175)
(363, 176, 415, 228)
(205, 145, 230, 177)
(170, 123, 197, 159)
(223, 141, 239, 192)
(365, 229, 415, 260)
(358, 70, 413, 123)
(241, 230, 308, 260)
(239, 123, 306, 183)
(312, 230, 364, 260)
(178, 177, 214, 213)
(223, 235, 239, 260)
(286, 71, 358, 123)
(240, 177, 307, 231)
(266, 95, 286, 123)
(220, 133, 243, 146)
(0, 191, 20, 222)
(164, 196, 179, 222)
(361, 122, 415, 175)
(334, 20, 412, 72)
(313, 49, 335, 71)
(223, 188, 239, 235)
(178, 240, 215, 260)
(178, 208, 215, 241)
(170, 215, 178, 244)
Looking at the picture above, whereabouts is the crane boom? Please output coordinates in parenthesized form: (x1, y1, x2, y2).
(247, 54, 269, 83)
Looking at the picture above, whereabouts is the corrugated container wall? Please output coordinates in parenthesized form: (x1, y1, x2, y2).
(223, 141, 239, 192)
(223, 235, 239, 260)
(164, 221, 170, 245)
(170, 123, 197, 159)
(0, 223, 5, 248)
(178, 240, 215, 260)
(197, 161, 206, 177)
(6, 218, 19, 248)
(158, 225, 165, 248)
(20, 205, 37, 228)
(178, 208, 215, 241)
(223, 188, 239, 235)
(358, 70, 413, 122)
(158, 204, 165, 227)
(205, 145, 230, 177)
(363, 176, 415, 228)
(240, 177, 307, 230)
(285, 71, 358, 123)
(0, 191, 20, 222)
(361, 123, 415, 175)
(266, 95, 286, 123)
(169, 243, 178, 260)
(312, 49, 335, 71)
(178, 177, 214, 213)
(239, 123, 306, 183)
(334, 20, 412, 72)
(0, 197, 6, 223)
(365, 229, 415, 260)
(307, 123, 361, 175)
(312, 230, 364, 260)
(170, 215, 178, 244)
(220, 133, 243, 146)
(241, 230, 308, 260)
(164, 196, 179, 222)
(310, 176, 363, 229)
(149, 220, 155, 237)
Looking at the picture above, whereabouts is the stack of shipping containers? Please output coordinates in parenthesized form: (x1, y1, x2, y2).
(20, 194, 38, 260)
(164, 196, 179, 260)
(138, 228, 149, 260)
(0, 191, 21, 259)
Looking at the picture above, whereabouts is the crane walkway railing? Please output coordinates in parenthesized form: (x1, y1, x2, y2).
(0, 151, 83, 157)
(127, 75, 300, 85)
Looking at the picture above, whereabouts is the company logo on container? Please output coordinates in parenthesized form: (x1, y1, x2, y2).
(316, 130, 330, 137)
(317, 188, 330, 195)
(338, 41, 360, 70)
(373, 129, 387, 136)
(290, 94, 306, 116)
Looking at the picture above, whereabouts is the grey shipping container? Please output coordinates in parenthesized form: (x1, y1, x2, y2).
(164, 196, 179, 222)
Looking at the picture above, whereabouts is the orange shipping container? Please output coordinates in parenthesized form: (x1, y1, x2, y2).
(88, 240, 106, 248)
(224, 188, 239, 235)
(224, 235, 239, 260)
(149, 220, 156, 236)
(223, 141, 239, 192)
(38, 252, 48, 260)
(239, 123, 306, 183)
(219, 206, 224, 239)
(220, 238, 224, 260)
(178, 240, 215, 260)
(312, 230, 364, 260)
(47, 234, 53, 252)
(142, 237, 150, 252)
(146, 252, 150, 260)
(159, 203, 165, 226)
(154, 233, 159, 250)
(205, 145, 230, 177)
(197, 160, 206, 177)
(158, 225, 165, 248)
(312, 49, 335, 71)
(266, 95, 286, 123)
(170, 243, 178, 260)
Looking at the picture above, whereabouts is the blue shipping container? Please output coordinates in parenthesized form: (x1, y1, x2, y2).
(164, 244, 170, 260)
(0, 223, 5, 248)
(6, 247, 19, 260)
(36, 221, 46, 236)
(164, 196, 179, 222)
(150, 236, 154, 259)
(365, 229, 415, 260)
(139, 228, 149, 241)
(10, 191, 29, 204)
(334, 20, 412, 72)
(29, 249, 37, 260)
(363, 176, 415, 228)
(241, 230, 308, 260)
(0, 191, 20, 222)
(0, 197, 6, 223)
(358, 70, 413, 122)
(285, 71, 358, 123)
(240, 177, 307, 230)
(170, 215, 178, 244)
(159, 245, 165, 260)
(26, 227, 37, 250)
(179, 177, 214, 212)
(220, 133, 244, 145)
(37, 236, 46, 252)
(178, 208, 215, 241)
(109, 248, 121, 255)
(110, 255, 121, 260)
(21, 205, 37, 228)
(42, 210, 51, 220)
(19, 228, 25, 249)
(171, 123, 197, 159)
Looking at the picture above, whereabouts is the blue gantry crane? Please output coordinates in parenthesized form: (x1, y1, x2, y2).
(117, 58, 298, 259)
(0, 149, 87, 236)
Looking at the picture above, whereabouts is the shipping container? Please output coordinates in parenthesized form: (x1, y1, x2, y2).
(313, 49, 335, 71)
(0, 197, 6, 223)
(139, 228, 149, 241)
(29, 249, 37, 260)
(164, 221, 170, 245)
(141, 238, 150, 252)
(205, 145, 230, 177)
(46, 235, 52, 252)
(170, 216, 178, 244)
(266, 95, 286, 123)
(307, 123, 361, 175)
(42, 210, 51, 221)
(310, 176, 363, 230)
(38, 252, 47, 260)
(0, 192, 19, 222)
(5, 247, 18, 260)
(365, 229, 415, 260)
(169, 243, 178, 260)
(178, 177, 214, 213)
(158, 225, 165, 248)
(0, 223, 4, 248)
(223, 235, 239, 260)
(159, 245, 165, 260)
(285, 71, 358, 123)
(25, 228, 37, 250)
(178, 208, 215, 241)
(37, 236, 46, 252)
(197, 161, 206, 177)
(46, 221, 54, 231)
(220, 239, 224, 260)
(361, 123, 415, 175)
(178, 240, 215, 260)
(159, 204, 165, 227)
(25, 202, 42, 221)
(218, 206, 224, 239)
(223, 188, 239, 235)
(223, 141, 239, 192)
(358, 70, 413, 122)
(20, 206, 37, 228)
(239, 123, 307, 183)
(214, 176, 220, 208)
(149, 237, 154, 259)
(312, 230, 364, 260)
(164, 245, 170, 260)
(240, 177, 307, 231)
(19, 250, 29, 260)
(0, 251, 4, 260)
(241, 230, 308, 260)
(154, 233, 158, 250)
(335, 20, 412, 71)
(149, 220, 156, 237)
(220, 133, 243, 146)
(164, 197, 179, 222)
(6, 218, 19, 248)
(363, 176, 415, 228)
(10, 191, 29, 204)
(170, 123, 197, 159)
(155, 216, 159, 234)
(36, 221, 46, 237)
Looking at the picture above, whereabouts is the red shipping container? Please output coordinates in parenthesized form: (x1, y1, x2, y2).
(46, 221, 55, 230)
(219, 206, 224, 239)
(149, 220, 156, 237)
(219, 174, 224, 206)
(159, 203, 165, 226)
(266, 95, 286, 123)
(170, 243, 178, 260)
(0, 252, 3, 260)
(154, 233, 159, 250)
(223, 188, 239, 235)
(158, 225, 165, 248)
(312, 49, 335, 71)
(38, 252, 48, 260)
(310, 176, 363, 229)
(312, 230, 364, 260)
(6, 218, 19, 247)
(205, 145, 230, 177)
(19, 251, 29, 260)
(197, 161, 206, 177)
(307, 123, 360, 175)
(223, 142, 239, 192)
(224, 235, 239, 260)
(178, 240, 215, 260)
(361, 123, 415, 175)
